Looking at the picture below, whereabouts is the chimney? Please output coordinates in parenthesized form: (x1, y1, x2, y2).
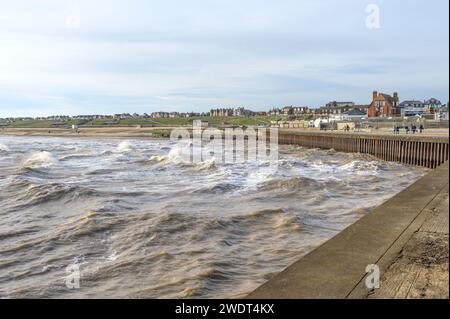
(373, 91, 378, 100)
(393, 92, 399, 106)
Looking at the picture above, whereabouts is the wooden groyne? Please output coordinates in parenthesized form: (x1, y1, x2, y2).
(278, 131, 449, 169)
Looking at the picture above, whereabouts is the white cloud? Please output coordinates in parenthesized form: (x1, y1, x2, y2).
(0, 0, 448, 117)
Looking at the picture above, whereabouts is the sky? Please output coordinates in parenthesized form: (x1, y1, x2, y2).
(0, 0, 448, 117)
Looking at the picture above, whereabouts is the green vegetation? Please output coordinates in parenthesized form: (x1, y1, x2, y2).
(4, 119, 88, 128)
(1, 115, 315, 128)
(150, 129, 172, 138)
(7, 120, 66, 128)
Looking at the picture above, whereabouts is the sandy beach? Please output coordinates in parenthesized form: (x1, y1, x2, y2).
(1, 127, 448, 139)
(0, 127, 176, 138)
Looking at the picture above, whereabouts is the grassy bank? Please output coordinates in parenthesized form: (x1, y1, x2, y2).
(1, 116, 314, 128)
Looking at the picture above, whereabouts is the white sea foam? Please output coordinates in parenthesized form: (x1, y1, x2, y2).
(0, 143, 9, 152)
(1, 136, 427, 299)
(339, 160, 381, 174)
(117, 141, 134, 152)
(150, 147, 185, 164)
(21, 151, 56, 169)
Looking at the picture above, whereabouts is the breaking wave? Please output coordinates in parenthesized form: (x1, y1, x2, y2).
(0, 136, 427, 299)
(117, 141, 134, 152)
(0, 143, 9, 152)
(20, 151, 56, 169)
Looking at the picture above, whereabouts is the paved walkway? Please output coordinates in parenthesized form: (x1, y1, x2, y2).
(366, 184, 448, 299)
(280, 128, 449, 139)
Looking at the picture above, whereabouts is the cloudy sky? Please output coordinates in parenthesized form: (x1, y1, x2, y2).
(0, 0, 448, 117)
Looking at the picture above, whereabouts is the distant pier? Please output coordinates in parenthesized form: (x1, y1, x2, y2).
(278, 130, 449, 169)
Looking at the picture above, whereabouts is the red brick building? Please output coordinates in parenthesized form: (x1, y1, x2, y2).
(368, 91, 400, 117)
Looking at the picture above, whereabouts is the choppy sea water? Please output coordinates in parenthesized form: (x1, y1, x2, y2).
(0, 136, 427, 298)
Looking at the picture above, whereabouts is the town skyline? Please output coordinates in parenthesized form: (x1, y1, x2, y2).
(1, 93, 447, 121)
(0, 89, 448, 119)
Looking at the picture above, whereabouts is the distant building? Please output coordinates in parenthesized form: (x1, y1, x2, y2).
(254, 111, 268, 116)
(435, 106, 449, 121)
(210, 108, 254, 117)
(233, 107, 254, 117)
(399, 100, 425, 108)
(210, 108, 233, 117)
(344, 109, 367, 120)
(325, 101, 355, 108)
(268, 108, 282, 116)
(424, 98, 442, 112)
(398, 100, 426, 117)
(353, 105, 370, 113)
(151, 112, 169, 118)
(282, 106, 294, 116)
(113, 113, 133, 119)
(368, 91, 400, 117)
(328, 109, 366, 122)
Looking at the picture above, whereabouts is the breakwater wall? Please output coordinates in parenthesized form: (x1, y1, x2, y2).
(278, 131, 449, 169)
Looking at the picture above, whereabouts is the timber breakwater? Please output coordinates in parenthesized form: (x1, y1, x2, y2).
(278, 130, 449, 169)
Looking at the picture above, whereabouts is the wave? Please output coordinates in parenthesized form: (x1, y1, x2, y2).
(149, 147, 219, 173)
(203, 208, 299, 231)
(20, 151, 56, 169)
(59, 153, 95, 161)
(192, 182, 240, 194)
(117, 141, 134, 152)
(257, 176, 321, 192)
(100, 150, 113, 156)
(85, 168, 115, 175)
(149, 147, 185, 164)
(339, 160, 385, 173)
(9, 183, 101, 209)
(0, 143, 9, 152)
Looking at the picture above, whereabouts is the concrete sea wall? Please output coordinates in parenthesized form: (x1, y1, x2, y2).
(247, 162, 449, 299)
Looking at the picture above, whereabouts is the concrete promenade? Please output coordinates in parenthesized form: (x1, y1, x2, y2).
(247, 162, 449, 299)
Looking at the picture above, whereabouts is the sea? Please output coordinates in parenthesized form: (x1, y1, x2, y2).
(0, 136, 426, 298)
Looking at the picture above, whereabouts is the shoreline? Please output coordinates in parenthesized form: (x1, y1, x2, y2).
(0, 127, 175, 138)
(1, 126, 449, 138)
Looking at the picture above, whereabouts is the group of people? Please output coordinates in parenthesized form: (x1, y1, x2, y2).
(393, 124, 424, 134)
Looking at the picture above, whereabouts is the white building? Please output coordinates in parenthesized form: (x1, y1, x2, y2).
(435, 107, 449, 121)
(399, 100, 426, 117)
